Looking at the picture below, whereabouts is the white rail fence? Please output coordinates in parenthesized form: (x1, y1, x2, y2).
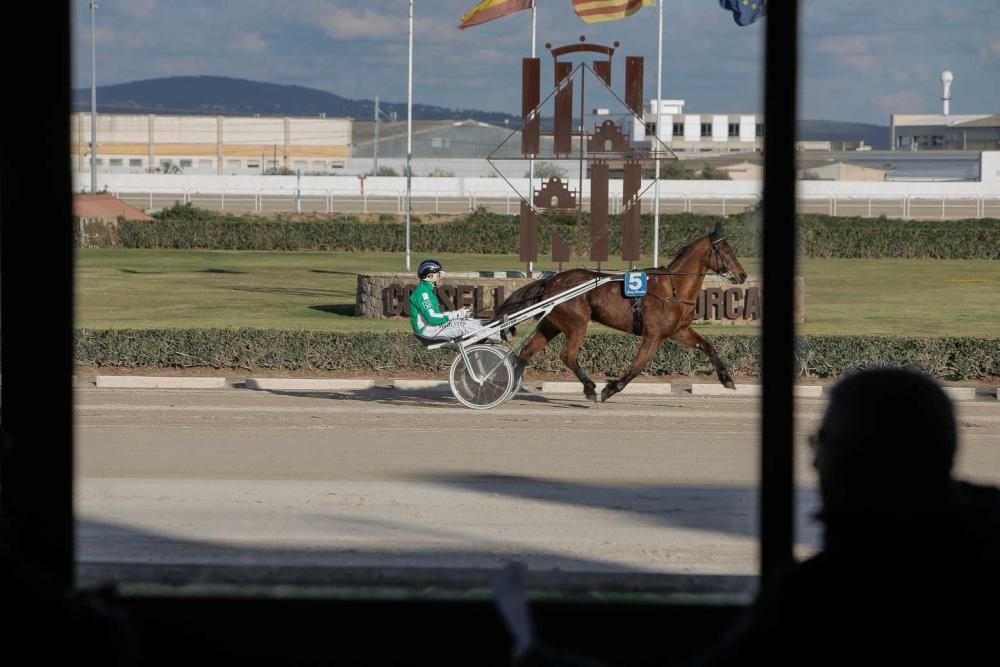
(110, 187, 1000, 220)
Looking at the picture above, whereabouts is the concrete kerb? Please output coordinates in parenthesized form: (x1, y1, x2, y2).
(80, 375, 999, 400)
(541, 381, 673, 396)
(245, 378, 375, 392)
(690, 384, 824, 398)
(95, 375, 228, 389)
(390, 379, 450, 392)
(941, 386, 977, 401)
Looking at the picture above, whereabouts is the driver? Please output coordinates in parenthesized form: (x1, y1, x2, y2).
(410, 259, 499, 341)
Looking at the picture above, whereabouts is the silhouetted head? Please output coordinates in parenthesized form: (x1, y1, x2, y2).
(707, 222, 747, 284)
(813, 367, 957, 519)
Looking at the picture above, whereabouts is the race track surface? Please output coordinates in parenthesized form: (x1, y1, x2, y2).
(75, 386, 1000, 594)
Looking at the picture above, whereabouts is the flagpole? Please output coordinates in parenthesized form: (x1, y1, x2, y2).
(528, 0, 536, 276)
(405, 0, 413, 272)
(653, 0, 663, 267)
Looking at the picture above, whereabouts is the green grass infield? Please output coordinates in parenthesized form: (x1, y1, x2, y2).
(76, 249, 1000, 338)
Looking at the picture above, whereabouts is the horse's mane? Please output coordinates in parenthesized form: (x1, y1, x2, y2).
(649, 235, 709, 274)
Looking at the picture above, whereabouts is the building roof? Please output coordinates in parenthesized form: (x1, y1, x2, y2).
(681, 154, 889, 173)
(954, 114, 1000, 128)
(352, 119, 512, 145)
(73, 193, 153, 221)
(893, 114, 997, 127)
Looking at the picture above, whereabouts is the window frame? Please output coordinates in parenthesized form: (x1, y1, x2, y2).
(0, 2, 798, 661)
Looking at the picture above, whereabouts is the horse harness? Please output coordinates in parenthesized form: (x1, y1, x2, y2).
(627, 276, 693, 336)
(625, 235, 731, 335)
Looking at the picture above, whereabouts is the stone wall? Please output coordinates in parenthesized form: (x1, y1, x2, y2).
(356, 273, 532, 320)
(356, 273, 804, 324)
(697, 276, 805, 325)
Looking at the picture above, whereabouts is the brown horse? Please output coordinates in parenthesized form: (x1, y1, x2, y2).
(492, 222, 747, 402)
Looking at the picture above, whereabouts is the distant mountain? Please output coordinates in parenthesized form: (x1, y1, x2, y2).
(71, 76, 889, 147)
(71, 75, 520, 125)
(796, 120, 890, 150)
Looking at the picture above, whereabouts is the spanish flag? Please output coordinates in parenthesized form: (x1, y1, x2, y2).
(458, 0, 534, 29)
(572, 0, 654, 24)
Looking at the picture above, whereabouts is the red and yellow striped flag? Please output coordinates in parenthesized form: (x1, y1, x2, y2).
(572, 0, 654, 24)
(458, 0, 534, 29)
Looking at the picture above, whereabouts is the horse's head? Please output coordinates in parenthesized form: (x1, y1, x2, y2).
(708, 222, 747, 284)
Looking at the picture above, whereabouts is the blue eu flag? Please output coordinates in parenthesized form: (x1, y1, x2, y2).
(719, 0, 767, 26)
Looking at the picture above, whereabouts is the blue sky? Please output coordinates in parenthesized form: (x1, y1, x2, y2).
(71, 1, 1000, 125)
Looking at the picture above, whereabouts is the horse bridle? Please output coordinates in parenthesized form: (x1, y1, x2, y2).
(710, 235, 739, 282)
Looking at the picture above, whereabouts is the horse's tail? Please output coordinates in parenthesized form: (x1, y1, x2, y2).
(491, 277, 551, 322)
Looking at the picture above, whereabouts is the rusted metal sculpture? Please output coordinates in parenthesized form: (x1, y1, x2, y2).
(489, 36, 677, 268)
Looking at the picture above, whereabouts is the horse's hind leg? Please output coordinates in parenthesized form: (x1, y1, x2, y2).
(559, 325, 599, 402)
(512, 321, 559, 386)
(600, 334, 664, 402)
(669, 326, 735, 389)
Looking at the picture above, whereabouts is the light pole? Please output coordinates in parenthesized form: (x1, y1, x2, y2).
(405, 0, 413, 272)
(653, 0, 663, 267)
(373, 95, 396, 175)
(90, 2, 98, 193)
(374, 95, 380, 174)
(528, 1, 536, 275)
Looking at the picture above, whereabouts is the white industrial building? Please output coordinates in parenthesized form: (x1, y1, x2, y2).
(891, 114, 1000, 151)
(71, 112, 353, 175)
(631, 100, 764, 155)
(890, 70, 1000, 151)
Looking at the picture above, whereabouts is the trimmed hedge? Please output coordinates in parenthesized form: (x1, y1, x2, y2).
(74, 329, 1000, 381)
(97, 206, 1000, 259)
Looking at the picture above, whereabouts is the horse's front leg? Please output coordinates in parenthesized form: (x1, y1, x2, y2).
(601, 335, 664, 402)
(669, 326, 735, 389)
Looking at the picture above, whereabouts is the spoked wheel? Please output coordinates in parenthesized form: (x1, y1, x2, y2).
(449, 344, 515, 410)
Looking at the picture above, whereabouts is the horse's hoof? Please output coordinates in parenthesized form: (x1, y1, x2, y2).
(723, 380, 736, 390)
(584, 385, 598, 402)
(600, 383, 616, 402)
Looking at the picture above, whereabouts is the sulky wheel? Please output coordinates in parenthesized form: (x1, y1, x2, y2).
(449, 344, 515, 410)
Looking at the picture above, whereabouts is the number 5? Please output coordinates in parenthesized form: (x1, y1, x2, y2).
(628, 273, 642, 291)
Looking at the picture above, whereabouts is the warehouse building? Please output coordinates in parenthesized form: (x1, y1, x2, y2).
(890, 114, 1000, 151)
(71, 112, 352, 175)
(632, 99, 764, 155)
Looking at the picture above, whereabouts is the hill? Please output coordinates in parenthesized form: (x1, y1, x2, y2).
(71, 76, 888, 147)
(71, 75, 520, 125)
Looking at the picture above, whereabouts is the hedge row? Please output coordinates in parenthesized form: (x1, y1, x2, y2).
(90, 207, 1000, 259)
(74, 329, 1000, 380)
